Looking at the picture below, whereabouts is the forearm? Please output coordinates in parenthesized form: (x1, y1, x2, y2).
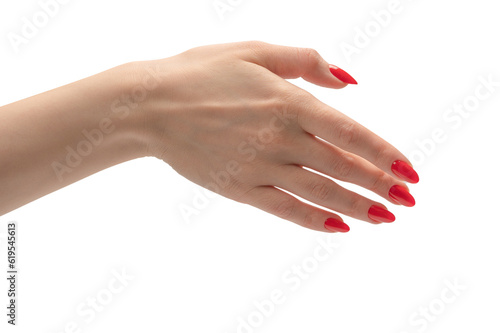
(0, 63, 149, 215)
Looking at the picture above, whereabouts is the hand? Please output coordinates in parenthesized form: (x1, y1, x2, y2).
(139, 41, 419, 232)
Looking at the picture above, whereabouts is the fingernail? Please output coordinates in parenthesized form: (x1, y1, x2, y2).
(391, 160, 419, 184)
(329, 64, 358, 84)
(324, 218, 350, 233)
(389, 185, 415, 207)
(368, 205, 395, 223)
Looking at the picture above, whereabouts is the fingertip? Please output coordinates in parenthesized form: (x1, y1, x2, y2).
(391, 160, 420, 184)
(333, 81, 349, 89)
(388, 185, 416, 207)
(329, 64, 358, 85)
(324, 217, 350, 233)
(368, 205, 396, 223)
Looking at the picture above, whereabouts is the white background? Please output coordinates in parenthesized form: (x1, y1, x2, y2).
(1, 0, 499, 332)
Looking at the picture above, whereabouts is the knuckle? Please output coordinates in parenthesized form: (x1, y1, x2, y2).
(368, 170, 388, 192)
(221, 178, 241, 197)
(346, 195, 363, 216)
(301, 213, 316, 230)
(309, 182, 331, 201)
(232, 185, 255, 204)
(270, 93, 299, 124)
(332, 154, 355, 179)
(338, 121, 359, 147)
(373, 146, 390, 166)
(243, 40, 267, 50)
(300, 47, 322, 66)
(237, 41, 270, 61)
(275, 87, 313, 130)
(273, 198, 296, 220)
(277, 87, 302, 104)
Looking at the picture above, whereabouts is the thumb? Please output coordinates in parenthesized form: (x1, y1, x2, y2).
(240, 42, 357, 88)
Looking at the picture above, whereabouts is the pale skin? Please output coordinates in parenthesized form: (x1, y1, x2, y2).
(0, 41, 415, 231)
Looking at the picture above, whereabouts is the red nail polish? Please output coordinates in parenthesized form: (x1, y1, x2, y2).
(391, 160, 419, 184)
(368, 205, 395, 223)
(329, 65, 358, 85)
(389, 185, 415, 207)
(324, 218, 350, 232)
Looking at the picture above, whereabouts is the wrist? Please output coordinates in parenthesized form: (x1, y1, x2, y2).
(115, 60, 173, 159)
(124, 59, 180, 160)
(103, 61, 164, 160)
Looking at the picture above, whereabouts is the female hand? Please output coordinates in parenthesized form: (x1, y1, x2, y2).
(138, 41, 419, 232)
(0, 41, 418, 230)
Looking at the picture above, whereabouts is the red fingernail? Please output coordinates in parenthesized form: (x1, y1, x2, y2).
(324, 218, 350, 233)
(368, 205, 395, 223)
(391, 160, 419, 183)
(389, 185, 415, 207)
(329, 65, 358, 85)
